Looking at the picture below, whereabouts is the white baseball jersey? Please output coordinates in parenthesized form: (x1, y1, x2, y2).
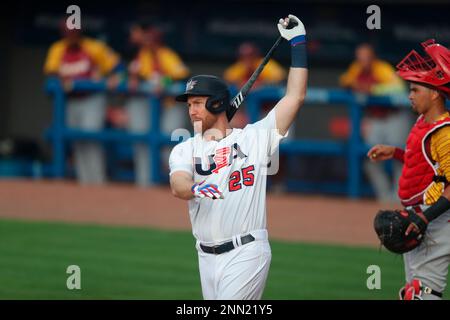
(169, 108, 287, 243)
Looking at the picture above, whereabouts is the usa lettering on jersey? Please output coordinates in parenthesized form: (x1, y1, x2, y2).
(195, 143, 247, 176)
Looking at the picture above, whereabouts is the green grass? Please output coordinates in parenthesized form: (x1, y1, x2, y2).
(0, 219, 447, 299)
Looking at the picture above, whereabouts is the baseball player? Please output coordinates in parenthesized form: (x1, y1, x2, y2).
(44, 20, 122, 184)
(368, 39, 450, 300)
(169, 14, 308, 300)
(125, 24, 190, 187)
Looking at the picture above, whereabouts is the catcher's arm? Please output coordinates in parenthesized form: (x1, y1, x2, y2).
(273, 14, 308, 136)
(367, 144, 405, 163)
(405, 186, 450, 236)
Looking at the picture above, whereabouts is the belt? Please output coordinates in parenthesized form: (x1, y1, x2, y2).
(200, 234, 256, 255)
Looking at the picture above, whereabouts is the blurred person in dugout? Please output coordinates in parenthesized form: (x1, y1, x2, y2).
(125, 23, 190, 187)
(43, 21, 122, 185)
(223, 42, 286, 128)
(340, 43, 413, 203)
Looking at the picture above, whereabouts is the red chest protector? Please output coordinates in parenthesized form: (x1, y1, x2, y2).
(58, 45, 95, 80)
(399, 115, 450, 206)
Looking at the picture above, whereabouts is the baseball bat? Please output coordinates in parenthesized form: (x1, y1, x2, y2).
(226, 19, 298, 121)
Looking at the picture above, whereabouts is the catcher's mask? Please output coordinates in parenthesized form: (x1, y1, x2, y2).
(176, 75, 230, 115)
(396, 39, 450, 99)
(373, 209, 424, 254)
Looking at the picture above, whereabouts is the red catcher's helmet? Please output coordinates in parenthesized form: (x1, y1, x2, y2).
(396, 39, 450, 98)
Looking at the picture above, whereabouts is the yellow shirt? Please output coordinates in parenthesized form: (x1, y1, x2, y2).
(425, 112, 450, 205)
(131, 47, 189, 80)
(44, 37, 120, 76)
(223, 58, 286, 87)
(339, 59, 405, 95)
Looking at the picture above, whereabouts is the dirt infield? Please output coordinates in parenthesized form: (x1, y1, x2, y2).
(0, 179, 400, 247)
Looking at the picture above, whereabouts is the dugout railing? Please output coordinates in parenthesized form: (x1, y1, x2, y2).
(44, 78, 415, 198)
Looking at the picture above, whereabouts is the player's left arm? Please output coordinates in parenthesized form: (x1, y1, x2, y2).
(406, 185, 450, 236)
(441, 185, 450, 201)
(161, 48, 190, 80)
(273, 14, 308, 136)
(429, 125, 450, 204)
(43, 42, 64, 75)
(425, 125, 450, 207)
(87, 39, 121, 75)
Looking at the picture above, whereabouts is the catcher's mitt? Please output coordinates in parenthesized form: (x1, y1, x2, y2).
(373, 209, 425, 254)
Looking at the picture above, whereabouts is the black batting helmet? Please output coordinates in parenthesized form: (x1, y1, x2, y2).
(175, 75, 230, 115)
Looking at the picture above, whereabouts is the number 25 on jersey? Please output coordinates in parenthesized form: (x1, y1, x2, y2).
(229, 165, 255, 192)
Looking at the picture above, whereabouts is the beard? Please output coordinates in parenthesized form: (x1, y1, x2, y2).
(192, 117, 225, 140)
(192, 114, 217, 134)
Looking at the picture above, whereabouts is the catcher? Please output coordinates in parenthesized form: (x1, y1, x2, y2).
(371, 39, 450, 300)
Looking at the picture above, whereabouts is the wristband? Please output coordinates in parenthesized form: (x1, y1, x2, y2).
(290, 35, 306, 46)
(290, 36, 307, 68)
(423, 196, 450, 222)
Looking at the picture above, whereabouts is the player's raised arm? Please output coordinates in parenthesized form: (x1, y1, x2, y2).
(273, 14, 308, 136)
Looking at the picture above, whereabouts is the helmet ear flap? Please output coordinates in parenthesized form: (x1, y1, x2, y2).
(205, 90, 230, 115)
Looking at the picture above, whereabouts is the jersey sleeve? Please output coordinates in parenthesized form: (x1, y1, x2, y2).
(223, 63, 244, 85)
(431, 125, 450, 182)
(135, 50, 152, 79)
(85, 39, 120, 75)
(169, 141, 193, 176)
(247, 107, 288, 156)
(43, 42, 65, 75)
(161, 48, 190, 80)
(339, 62, 359, 88)
(374, 61, 398, 84)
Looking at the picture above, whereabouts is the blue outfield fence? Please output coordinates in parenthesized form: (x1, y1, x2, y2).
(44, 77, 431, 198)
